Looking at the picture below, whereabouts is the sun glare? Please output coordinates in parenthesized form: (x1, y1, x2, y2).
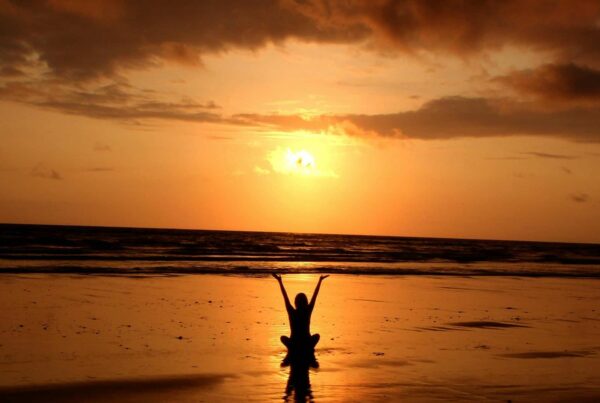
(269, 148, 320, 176)
(258, 132, 347, 178)
(287, 149, 315, 171)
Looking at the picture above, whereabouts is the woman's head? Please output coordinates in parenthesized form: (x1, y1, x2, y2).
(294, 293, 308, 309)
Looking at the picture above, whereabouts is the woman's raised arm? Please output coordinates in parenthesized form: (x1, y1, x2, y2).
(309, 275, 329, 310)
(272, 273, 293, 313)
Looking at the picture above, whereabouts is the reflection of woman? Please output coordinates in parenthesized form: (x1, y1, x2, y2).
(285, 358, 313, 402)
(272, 273, 329, 352)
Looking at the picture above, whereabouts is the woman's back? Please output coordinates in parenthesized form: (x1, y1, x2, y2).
(289, 306, 311, 340)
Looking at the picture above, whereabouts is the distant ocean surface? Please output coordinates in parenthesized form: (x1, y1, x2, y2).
(1, 224, 600, 277)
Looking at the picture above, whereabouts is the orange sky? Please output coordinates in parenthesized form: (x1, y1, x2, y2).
(1, 0, 599, 243)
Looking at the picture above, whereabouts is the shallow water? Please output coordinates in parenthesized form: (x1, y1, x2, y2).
(1, 274, 599, 401)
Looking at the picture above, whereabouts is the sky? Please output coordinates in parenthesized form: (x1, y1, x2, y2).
(1, 0, 599, 243)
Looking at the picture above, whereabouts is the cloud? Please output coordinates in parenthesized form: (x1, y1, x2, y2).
(570, 193, 590, 203)
(238, 96, 600, 142)
(522, 152, 578, 160)
(0, 0, 366, 81)
(0, 80, 223, 124)
(496, 63, 600, 106)
(208, 135, 233, 141)
(31, 164, 62, 180)
(3, 76, 599, 141)
(1, 1, 598, 81)
(513, 172, 533, 179)
(0, 65, 24, 77)
(486, 156, 527, 161)
(253, 166, 270, 175)
(0, 1, 598, 142)
(1, 2, 599, 141)
(294, 0, 600, 63)
(93, 142, 112, 152)
(84, 167, 115, 172)
(561, 166, 572, 175)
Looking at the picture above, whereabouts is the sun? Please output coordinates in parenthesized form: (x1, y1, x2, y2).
(266, 148, 319, 176)
(264, 141, 339, 178)
(287, 149, 315, 171)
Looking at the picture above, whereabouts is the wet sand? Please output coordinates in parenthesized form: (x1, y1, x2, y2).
(0, 274, 599, 402)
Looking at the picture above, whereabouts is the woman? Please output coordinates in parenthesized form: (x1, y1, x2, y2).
(272, 273, 329, 352)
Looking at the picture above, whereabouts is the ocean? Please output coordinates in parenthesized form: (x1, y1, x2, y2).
(1, 224, 599, 277)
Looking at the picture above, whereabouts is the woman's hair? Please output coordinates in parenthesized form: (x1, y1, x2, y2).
(294, 292, 308, 309)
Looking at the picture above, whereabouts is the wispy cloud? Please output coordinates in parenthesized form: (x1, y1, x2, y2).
(0, 80, 223, 124)
(561, 166, 573, 175)
(3, 79, 599, 142)
(570, 193, 590, 203)
(84, 167, 115, 173)
(208, 135, 233, 141)
(93, 142, 112, 152)
(522, 152, 578, 160)
(31, 164, 62, 180)
(253, 166, 270, 176)
(486, 156, 527, 161)
(237, 97, 600, 143)
(513, 172, 533, 179)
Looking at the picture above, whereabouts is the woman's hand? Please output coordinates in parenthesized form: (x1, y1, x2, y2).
(272, 273, 282, 281)
(319, 274, 329, 281)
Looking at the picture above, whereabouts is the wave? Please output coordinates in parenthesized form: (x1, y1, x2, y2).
(1, 261, 599, 278)
(1, 224, 599, 278)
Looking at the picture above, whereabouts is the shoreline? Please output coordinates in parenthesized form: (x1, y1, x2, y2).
(2, 262, 600, 278)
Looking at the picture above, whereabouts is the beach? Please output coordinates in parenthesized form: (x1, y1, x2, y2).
(1, 274, 599, 402)
(3, 2, 600, 401)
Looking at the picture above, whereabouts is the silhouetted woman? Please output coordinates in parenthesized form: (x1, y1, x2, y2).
(272, 273, 329, 353)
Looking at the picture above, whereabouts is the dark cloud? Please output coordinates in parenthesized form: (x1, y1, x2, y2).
(294, 0, 600, 63)
(522, 152, 578, 160)
(0, 80, 224, 124)
(496, 63, 600, 105)
(561, 166, 572, 175)
(31, 164, 62, 180)
(0, 65, 23, 77)
(570, 193, 590, 203)
(237, 96, 600, 142)
(0, 1, 598, 80)
(0, 0, 366, 80)
(0, 1, 598, 139)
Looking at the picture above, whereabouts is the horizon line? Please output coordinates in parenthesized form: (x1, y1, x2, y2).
(1, 221, 598, 247)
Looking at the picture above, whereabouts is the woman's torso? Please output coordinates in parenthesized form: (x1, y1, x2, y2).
(289, 308, 311, 339)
